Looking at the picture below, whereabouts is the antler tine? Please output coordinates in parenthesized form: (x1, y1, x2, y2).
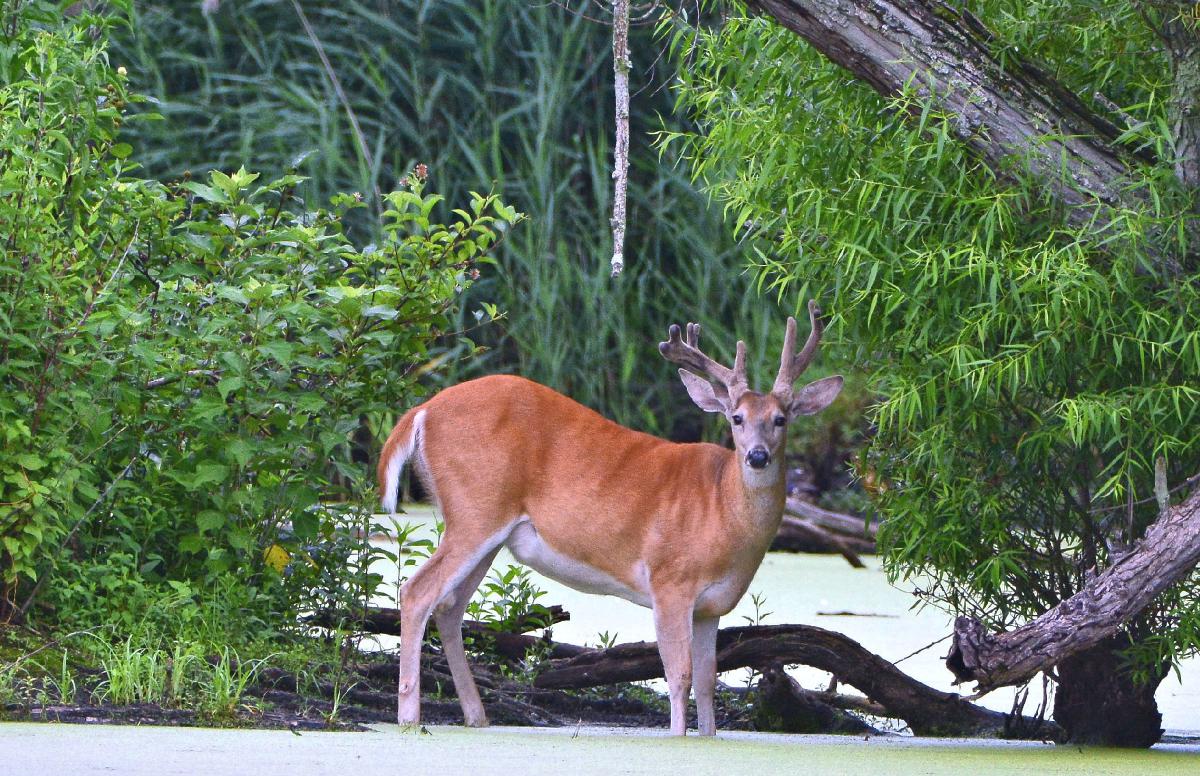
(659, 320, 747, 396)
(773, 300, 825, 394)
(733, 339, 747, 386)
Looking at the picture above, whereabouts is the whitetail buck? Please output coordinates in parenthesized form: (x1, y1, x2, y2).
(377, 301, 842, 735)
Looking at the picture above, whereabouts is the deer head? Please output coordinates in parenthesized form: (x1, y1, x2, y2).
(659, 300, 843, 474)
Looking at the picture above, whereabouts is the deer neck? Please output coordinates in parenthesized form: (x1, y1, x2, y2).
(722, 451, 787, 539)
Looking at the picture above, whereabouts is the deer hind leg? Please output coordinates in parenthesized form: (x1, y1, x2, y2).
(691, 615, 719, 736)
(433, 547, 500, 727)
(653, 597, 695, 735)
(397, 526, 509, 727)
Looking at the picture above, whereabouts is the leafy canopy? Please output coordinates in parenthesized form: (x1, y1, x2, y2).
(664, 1, 1200, 670)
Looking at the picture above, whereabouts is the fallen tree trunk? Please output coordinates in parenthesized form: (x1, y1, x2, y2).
(308, 605, 589, 661)
(311, 604, 568, 635)
(753, 665, 877, 734)
(772, 515, 869, 567)
(786, 497, 877, 539)
(536, 624, 1057, 739)
(947, 478, 1200, 693)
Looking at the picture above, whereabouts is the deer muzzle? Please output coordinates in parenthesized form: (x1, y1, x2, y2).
(746, 447, 770, 470)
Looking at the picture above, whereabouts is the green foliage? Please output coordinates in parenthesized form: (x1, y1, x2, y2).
(467, 564, 554, 632)
(92, 635, 266, 718)
(0, 1, 152, 615)
(0, 5, 516, 633)
(666, 2, 1200, 671)
(107, 0, 802, 438)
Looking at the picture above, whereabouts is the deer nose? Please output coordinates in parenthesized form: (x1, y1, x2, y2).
(746, 447, 770, 469)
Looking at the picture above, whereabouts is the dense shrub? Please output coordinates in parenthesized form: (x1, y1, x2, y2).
(0, 4, 517, 629)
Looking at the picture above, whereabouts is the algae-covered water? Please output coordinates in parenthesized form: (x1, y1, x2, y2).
(371, 506, 1199, 736)
(2, 722, 1198, 775)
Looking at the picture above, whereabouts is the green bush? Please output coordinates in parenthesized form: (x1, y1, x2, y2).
(0, 4, 519, 630)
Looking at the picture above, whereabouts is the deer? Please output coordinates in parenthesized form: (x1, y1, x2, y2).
(377, 301, 842, 735)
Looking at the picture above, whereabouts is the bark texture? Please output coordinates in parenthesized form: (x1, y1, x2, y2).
(947, 482, 1200, 692)
(1051, 635, 1168, 748)
(745, 0, 1184, 272)
(753, 665, 877, 734)
(1163, 4, 1200, 191)
(609, 0, 631, 276)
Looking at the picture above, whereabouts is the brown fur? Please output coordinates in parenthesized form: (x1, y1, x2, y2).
(381, 370, 839, 735)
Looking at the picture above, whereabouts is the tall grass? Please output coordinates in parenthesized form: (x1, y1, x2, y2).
(111, 0, 801, 438)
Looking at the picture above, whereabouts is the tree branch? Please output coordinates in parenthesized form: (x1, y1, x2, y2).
(610, 0, 631, 276)
(745, 0, 1183, 273)
(786, 496, 877, 538)
(947, 476, 1200, 692)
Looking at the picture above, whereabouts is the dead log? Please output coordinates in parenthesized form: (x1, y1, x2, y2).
(754, 665, 877, 734)
(773, 515, 870, 567)
(786, 496, 877, 539)
(311, 604, 569, 635)
(947, 477, 1200, 693)
(535, 624, 1058, 739)
(811, 689, 889, 719)
(308, 606, 588, 662)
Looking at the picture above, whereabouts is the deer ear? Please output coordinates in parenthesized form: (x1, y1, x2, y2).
(678, 369, 729, 413)
(788, 375, 843, 418)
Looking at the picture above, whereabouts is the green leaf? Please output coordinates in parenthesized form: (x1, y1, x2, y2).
(258, 341, 294, 365)
(13, 453, 45, 470)
(226, 439, 254, 467)
(291, 509, 319, 541)
(181, 181, 228, 203)
(217, 375, 244, 399)
(196, 510, 225, 534)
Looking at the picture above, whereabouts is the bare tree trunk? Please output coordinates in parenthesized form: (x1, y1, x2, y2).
(786, 496, 877, 539)
(772, 514, 870, 566)
(1051, 634, 1169, 748)
(1163, 4, 1200, 191)
(947, 480, 1200, 693)
(753, 665, 878, 734)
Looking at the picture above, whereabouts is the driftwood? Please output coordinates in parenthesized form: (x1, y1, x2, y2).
(772, 497, 876, 566)
(947, 477, 1200, 692)
(313, 607, 1059, 738)
(535, 624, 1058, 739)
(312, 603, 570, 634)
(787, 497, 877, 539)
(754, 665, 877, 734)
(773, 515, 869, 567)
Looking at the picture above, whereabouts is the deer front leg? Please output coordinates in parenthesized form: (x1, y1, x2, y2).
(653, 598, 695, 735)
(691, 615, 719, 736)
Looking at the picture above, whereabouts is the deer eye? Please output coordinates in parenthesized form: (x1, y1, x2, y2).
(731, 414, 743, 426)
(774, 416, 786, 427)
